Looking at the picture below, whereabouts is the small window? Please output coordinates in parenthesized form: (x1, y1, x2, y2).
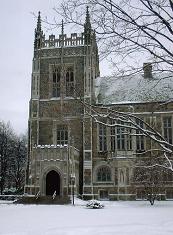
(166, 189, 173, 199)
(99, 190, 109, 199)
(119, 169, 125, 185)
(57, 126, 68, 145)
(84, 152, 91, 161)
(97, 166, 111, 182)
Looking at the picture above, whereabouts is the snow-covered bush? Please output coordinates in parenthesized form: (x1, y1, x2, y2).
(3, 187, 17, 195)
(86, 200, 104, 209)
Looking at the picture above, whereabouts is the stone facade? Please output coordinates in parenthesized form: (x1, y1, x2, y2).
(25, 10, 173, 200)
(25, 9, 99, 197)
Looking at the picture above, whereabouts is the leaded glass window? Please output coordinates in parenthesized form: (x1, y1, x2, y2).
(136, 119, 145, 151)
(66, 67, 74, 97)
(57, 126, 68, 145)
(163, 117, 172, 144)
(97, 166, 111, 182)
(99, 124, 107, 151)
(110, 121, 116, 151)
(52, 68, 61, 97)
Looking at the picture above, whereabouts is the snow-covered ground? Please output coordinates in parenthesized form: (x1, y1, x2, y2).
(0, 199, 173, 235)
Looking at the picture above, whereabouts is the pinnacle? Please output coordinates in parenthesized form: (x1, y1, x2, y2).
(85, 6, 91, 30)
(37, 11, 42, 32)
(61, 19, 64, 35)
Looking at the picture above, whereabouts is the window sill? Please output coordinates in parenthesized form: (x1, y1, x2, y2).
(50, 97, 75, 100)
(50, 97, 61, 100)
(94, 181, 114, 184)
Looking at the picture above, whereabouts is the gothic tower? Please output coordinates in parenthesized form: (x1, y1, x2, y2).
(25, 9, 100, 197)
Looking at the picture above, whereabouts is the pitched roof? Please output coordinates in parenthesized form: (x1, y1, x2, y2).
(95, 73, 173, 105)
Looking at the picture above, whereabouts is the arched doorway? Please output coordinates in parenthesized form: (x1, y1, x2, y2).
(46, 170, 61, 196)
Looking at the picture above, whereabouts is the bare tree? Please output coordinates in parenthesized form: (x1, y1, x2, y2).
(10, 136, 27, 193)
(38, 1, 173, 200)
(80, 101, 173, 203)
(81, 101, 173, 169)
(55, 0, 173, 75)
(0, 121, 27, 194)
(0, 121, 14, 194)
(50, 0, 173, 165)
(133, 155, 168, 205)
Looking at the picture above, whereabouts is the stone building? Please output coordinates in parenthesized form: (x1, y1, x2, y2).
(25, 9, 173, 200)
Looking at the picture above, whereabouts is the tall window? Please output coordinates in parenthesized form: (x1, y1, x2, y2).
(127, 128, 132, 150)
(119, 169, 125, 185)
(52, 66, 74, 97)
(126, 168, 130, 185)
(99, 124, 107, 151)
(117, 124, 125, 150)
(32, 75, 39, 97)
(136, 119, 145, 151)
(57, 126, 68, 145)
(66, 67, 74, 97)
(117, 121, 132, 150)
(97, 166, 111, 182)
(163, 117, 172, 144)
(52, 68, 61, 97)
(110, 121, 132, 151)
(110, 121, 116, 151)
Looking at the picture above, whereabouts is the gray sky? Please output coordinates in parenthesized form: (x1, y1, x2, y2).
(0, 0, 58, 135)
(0, 0, 110, 135)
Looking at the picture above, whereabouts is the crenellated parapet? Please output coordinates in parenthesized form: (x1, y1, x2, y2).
(34, 9, 95, 50)
(43, 33, 85, 48)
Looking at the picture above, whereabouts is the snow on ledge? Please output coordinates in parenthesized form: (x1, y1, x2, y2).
(33, 144, 68, 149)
(33, 144, 79, 152)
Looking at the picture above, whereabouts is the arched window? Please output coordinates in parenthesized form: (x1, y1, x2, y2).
(97, 166, 111, 182)
(126, 168, 130, 185)
(52, 68, 61, 97)
(119, 169, 125, 185)
(66, 67, 74, 97)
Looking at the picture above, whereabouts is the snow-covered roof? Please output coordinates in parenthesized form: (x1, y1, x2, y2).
(95, 73, 173, 105)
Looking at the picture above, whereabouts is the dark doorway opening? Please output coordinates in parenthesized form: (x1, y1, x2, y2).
(99, 190, 109, 200)
(46, 170, 60, 196)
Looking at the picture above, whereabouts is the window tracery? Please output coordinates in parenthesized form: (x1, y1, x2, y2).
(97, 166, 111, 182)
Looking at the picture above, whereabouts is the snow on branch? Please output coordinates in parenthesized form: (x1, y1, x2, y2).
(79, 98, 173, 170)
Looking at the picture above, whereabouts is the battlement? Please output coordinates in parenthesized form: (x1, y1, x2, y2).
(42, 33, 85, 48)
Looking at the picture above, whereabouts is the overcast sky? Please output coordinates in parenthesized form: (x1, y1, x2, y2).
(0, 0, 110, 135)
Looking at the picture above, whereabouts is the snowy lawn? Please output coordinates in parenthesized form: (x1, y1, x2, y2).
(0, 199, 173, 235)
